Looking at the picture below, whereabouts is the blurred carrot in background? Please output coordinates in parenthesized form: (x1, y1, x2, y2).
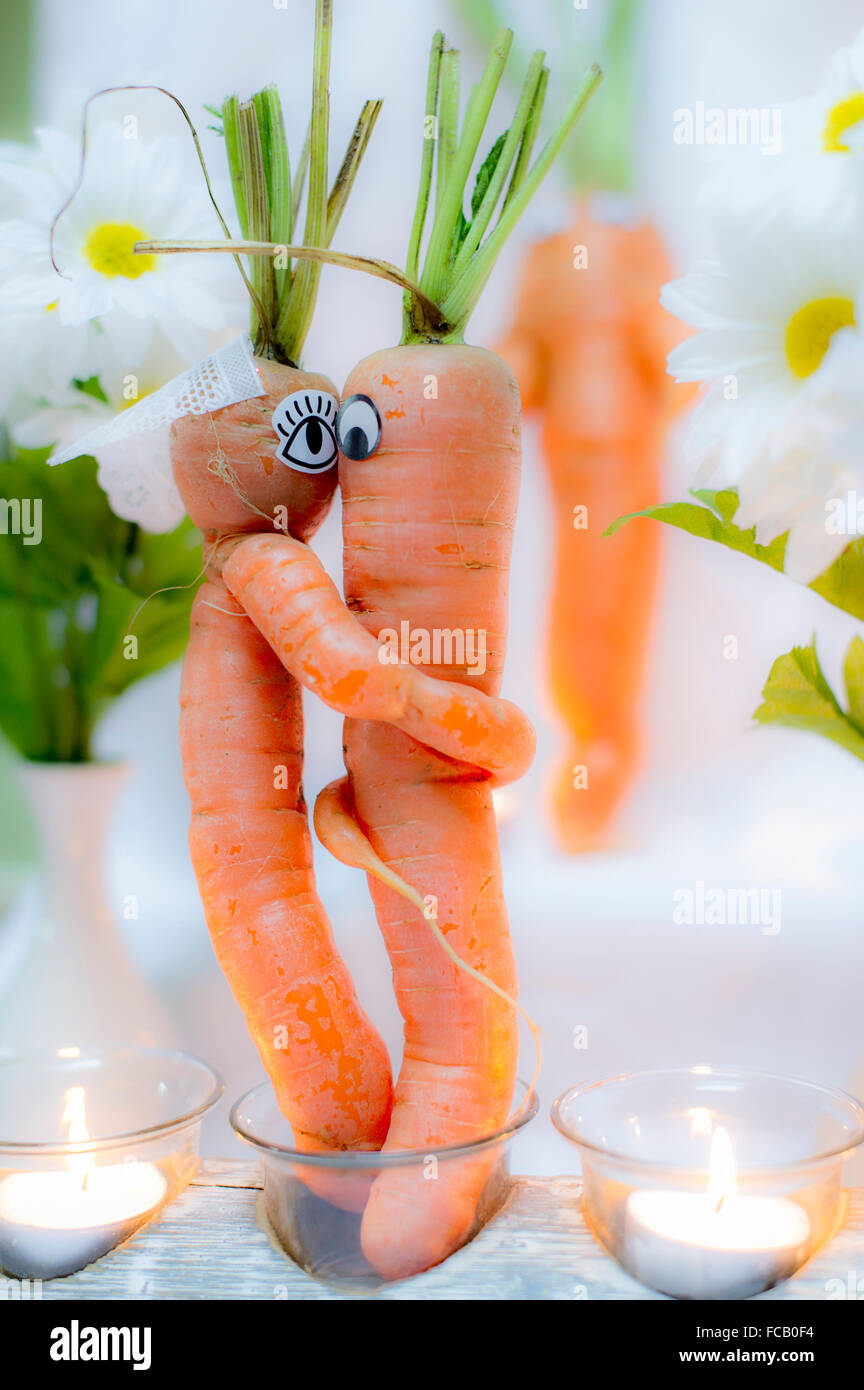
(457, 0, 688, 851)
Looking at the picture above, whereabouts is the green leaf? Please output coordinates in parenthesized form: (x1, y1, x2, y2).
(0, 445, 201, 761)
(753, 639, 864, 763)
(608, 488, 864, 622)
(842, 635, 864, 730)
(72, 376, 109, 404)
(470, 129, 508, 218)
(607, 488, 787, 571)
(809, 540, 864, 621)
(452, 131, 508, 256)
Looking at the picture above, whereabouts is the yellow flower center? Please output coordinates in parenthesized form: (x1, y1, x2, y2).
(823, 93, 864, 151)
(83, 222, 155, 279)
(784, 296, 855, 378)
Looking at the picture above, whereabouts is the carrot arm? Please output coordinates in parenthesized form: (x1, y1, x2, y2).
(220, 531, 536, 786)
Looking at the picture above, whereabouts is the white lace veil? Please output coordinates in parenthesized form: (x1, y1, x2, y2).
(48, 335, 265, 533)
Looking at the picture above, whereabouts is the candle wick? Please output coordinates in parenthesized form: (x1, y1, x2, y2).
(714, 1192, 726, 1213)
(81, 1170, 89, 1193)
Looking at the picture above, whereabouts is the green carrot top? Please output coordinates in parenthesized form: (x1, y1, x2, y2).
(135, 19, 599, 350)
(217, 0, 380, 366)
(402, 27, 601, 344)
(453, 0, 636, 196)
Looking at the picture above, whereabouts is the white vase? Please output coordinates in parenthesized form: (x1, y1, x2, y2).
(0, 761, 176, 1058)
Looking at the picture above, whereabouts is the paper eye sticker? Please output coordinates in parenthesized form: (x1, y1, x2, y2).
(335, 394, 382, 461)
(272, 390, 339, 472)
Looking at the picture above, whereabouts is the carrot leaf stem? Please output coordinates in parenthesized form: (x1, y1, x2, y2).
(436, 44, 461, 213)
(326, 98, 382, 246)
(405, 31, 444, 286)
(238, 100, 278, 338)
(220, 96, 249, 240)
(254, 86, 291, 298)
(401, 28, 600, 344)
(439, 61, 602, 333)
(291, 120, 311, 230)
(419, 25, 512, 306)
(502, 63, 548, 210)
(276, 0, 332, 362)
(403, 32, 444, 337)
(452, 47, 545, 273)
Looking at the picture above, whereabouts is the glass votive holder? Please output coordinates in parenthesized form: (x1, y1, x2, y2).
(232, 1078, 537, 1291)
(0, 1045, 222, 1279)
(552, 1066, 864, 1300)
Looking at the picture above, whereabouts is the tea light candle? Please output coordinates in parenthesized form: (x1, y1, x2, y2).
(625, 1128, 811, 1299)
(0, 1160, 167, 1279)
(0, 1085, 166, 1279)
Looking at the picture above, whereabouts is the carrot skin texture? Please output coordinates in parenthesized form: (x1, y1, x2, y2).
(340, 344, 522, 1279)
(497, 212, 686, 850)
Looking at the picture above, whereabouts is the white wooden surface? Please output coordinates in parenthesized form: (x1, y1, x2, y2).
(31, 1160, 864, 1301)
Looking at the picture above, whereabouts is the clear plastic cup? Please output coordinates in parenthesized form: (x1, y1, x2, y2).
(0, 1045, 222, 1279)
(552, 1066, 864, 1299)
(232, 1078, 537, 1291)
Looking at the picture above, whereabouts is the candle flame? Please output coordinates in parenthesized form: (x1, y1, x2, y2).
(61, 1086, 95, 1186)
(707, 1125, 737, 1210)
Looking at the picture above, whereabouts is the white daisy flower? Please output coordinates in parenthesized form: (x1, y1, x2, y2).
(702, 29, 864, 223)
(9, 332, 192, 454)
(0, 121, 245, 413)
(735, 333, 864, 581)
(664, 208, 864, 580)
(11, 385, 112, 455)
(0, 131, 100, 412)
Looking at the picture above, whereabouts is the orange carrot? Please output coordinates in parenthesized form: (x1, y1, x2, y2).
(169, 5, 394, 1153)
(497, 207, 683, 850)
(173, 359, 392, 1151)
(338, 343, 523, 1277)
(326, 30, 599, 1274)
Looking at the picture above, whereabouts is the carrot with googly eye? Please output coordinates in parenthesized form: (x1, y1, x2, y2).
(170, 1, 393, 1152)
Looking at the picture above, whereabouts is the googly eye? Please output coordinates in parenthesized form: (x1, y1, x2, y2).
(272, 390, 339, 473)
(335, 394, 382, 461)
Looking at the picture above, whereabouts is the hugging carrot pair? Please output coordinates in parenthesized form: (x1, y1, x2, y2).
(152, 15, 600, 1278)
